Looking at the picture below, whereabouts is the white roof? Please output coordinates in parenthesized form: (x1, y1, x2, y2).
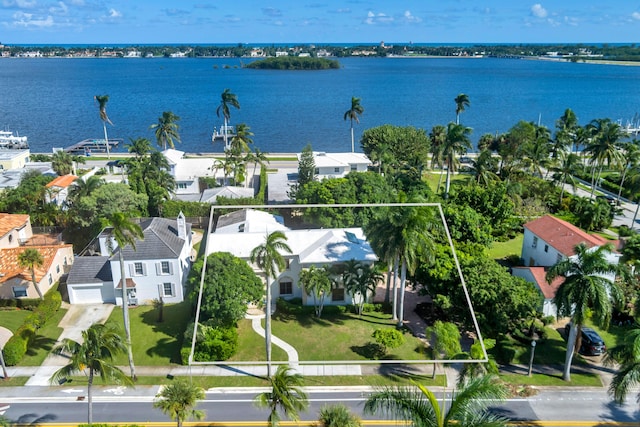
(300, 152, 372, 168)
(162, 148, 184, 165)
(215, 209, 288, 234)
(174, 158, 216, 180)
(200, 186, 254, 203)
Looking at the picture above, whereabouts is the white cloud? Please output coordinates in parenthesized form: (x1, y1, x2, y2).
(108, 8, 121, 18)
(632, 11, 640, 20)
(12, 11, 54, 27)
(3, 0, 37, 8)
(365, 10, 393, 25)
(402, 10, 421, 23)
(49, 1, 68, 15)
(531, 4, 547, 18)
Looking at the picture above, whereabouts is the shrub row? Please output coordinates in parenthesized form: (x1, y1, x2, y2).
(180, 323, 239, 364)
(276, 298, 351, 316)
(3, 291, 62, 366)
(0, 297, 41, 310)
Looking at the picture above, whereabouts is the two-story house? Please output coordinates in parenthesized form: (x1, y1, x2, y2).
(512, 215, 620, 317)
(206, 209, 378, 306)
(0, 213, 73, 299)
(45, 174, 78, 207)
(305, 152, 372, 180)
(66, 213, 192, 305)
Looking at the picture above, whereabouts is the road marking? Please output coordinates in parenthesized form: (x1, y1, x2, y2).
(60, 389, 84, 394)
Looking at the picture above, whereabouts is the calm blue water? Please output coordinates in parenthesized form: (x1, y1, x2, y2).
(0, 57, 639, 154)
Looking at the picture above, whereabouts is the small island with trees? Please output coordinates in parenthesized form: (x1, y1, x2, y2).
(244, 56, 340, 70)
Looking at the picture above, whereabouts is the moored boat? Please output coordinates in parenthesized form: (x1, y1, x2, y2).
(0, 129, 29, 149)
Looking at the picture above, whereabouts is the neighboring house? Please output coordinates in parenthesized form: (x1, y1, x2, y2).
(0, 162, 56, 190)
(305, 152, 371, 180)
(512, 215, 621, 317)
(199, 186, 254, 204)
(0, 213, 73, 299)
(67, 213, 193, 305)
(206, 209, 378, 306)
(163, 148, 217, 197)
(45, 174, 78, 207)
(0, 149, 30, 171)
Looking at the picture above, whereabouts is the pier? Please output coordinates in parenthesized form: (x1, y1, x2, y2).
(64, 138, 122, 155)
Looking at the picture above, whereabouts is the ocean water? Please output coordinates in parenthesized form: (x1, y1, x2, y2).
(0, 56, 639, 154)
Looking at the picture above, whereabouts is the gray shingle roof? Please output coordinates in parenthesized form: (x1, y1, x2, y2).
(110, 217, 191, 262)
(67, 256, 112, 284)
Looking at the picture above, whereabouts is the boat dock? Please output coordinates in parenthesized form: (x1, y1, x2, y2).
(64, 138, 122, 155)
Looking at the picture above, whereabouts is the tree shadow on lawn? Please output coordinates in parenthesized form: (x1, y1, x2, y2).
(350, 343, 401, 361)
(138, 303, 191, 338)
(374, 364, 439, 384)
(24, 334, 57, 356)
(146, 337, 183, 364)
(274, 311, 350, 328)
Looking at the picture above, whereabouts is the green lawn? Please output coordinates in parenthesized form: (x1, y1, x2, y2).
(108, 302, 192, 366)
(20, 307, 68, 366)
(487, 234, 524, 261)
(424, 172, 469, 193)
(229, 318, 288, 362)
(271, 310, 425, 362)
(500, 372, 601, 387)
(0, 309, 30, 333)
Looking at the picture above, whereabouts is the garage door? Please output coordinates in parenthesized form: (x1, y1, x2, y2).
(70, 285, 106, 304)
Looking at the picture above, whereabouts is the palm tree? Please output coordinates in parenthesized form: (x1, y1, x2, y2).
(365, 210, 401, 311)
(469, 148, 500, 186)
(364, 375, 509, 427)
(255, 365, 309, 427)
(126, 137, 152, 158)
(616, 140, 640, 204)
(230, 123, 254, 153)
(604, 323, 640, 404)
(50, 323, 132, 425)
(454, 93, 470, 125)
(318, 404, 362, 427)
(245, 147, 270, 188)
(150, 111, 181, 150)
(18, 248, 44, 300)
(443, 122, 472, 198)
(102, 212, 144, 380)
(250, 231, 292, 378)
(153, 380, 205, 427)
(551, 151, 581, 202)
(585, 118, 625, 197)
(299, 265, 333, 318)
(344, 96, 364, 153)
(216, 88, 240, 150)
(51, 150, 74, 176)
(546, 243, 623, 381)
(429, 124, 447, 193)
(553, 108, 578, 157)
(344, 262, 383, 316)
(94, 95, 113, 160)
(68, 175, 104, 203)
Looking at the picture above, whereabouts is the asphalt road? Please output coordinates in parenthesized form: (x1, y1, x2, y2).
(2, 388, 639, 426)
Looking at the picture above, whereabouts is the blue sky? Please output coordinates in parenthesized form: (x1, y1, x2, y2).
(1, 1, 639, 45)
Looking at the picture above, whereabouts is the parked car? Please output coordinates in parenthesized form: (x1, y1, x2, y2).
(565, 324, 606, 356)
(596, 194, 619, 207)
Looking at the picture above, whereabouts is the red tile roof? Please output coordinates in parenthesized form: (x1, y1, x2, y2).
(46, 175, 78, 188)
(0, 213, 29, 238)
(524, 215, 611, 257)
(525, 266, 565, 299)
(0, 244, 73, 284)
(116, 278, 138, 289)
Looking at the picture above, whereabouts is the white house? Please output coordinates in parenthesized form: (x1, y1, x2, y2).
(206, 209, 378, 306)
(200, 186, 255, 204)
(163, 149, 217, 197)
(512, 215, 621, 317)
(303, 152, 372, 180)
(66, 213, 193, 305)
(45, 174, 78, 207)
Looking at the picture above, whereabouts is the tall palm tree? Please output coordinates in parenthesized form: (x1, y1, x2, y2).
(50, 323, 132, 425)
(230, 123, 254, 153)
(553, 108, 578, 157)
(604, 323, 640, 404)
(318, 404, 362, 427)
(126, 137, 152, 158)
(102, 212, 144, 380)
(364, 375, 509, 427)
(150, 111, 181, 150)
(344, 96, 364, 153)
(454, 93, 470, 125)
(429, 124, 447, 193)
(68, 175, 104, 203)
(585, 118, 625, 197)
(246, 147, 270, 187)
(344, 262, 383, 316)
(469, 148, 500, 186)
(616, 140, 640, 204)
(250, 231, 292, 378)
(94, 95, 113, 160)
(551, 151, 581, 202)
(153, 380, 205, 427)
(365, 210, 401, 311)
(18, 248, 44, 300)
(443, 122, 472, 198)
(51, 150, 74, 176)
(546, 243, 622, 381)
(255, 365, 309, 427)
(216, 88, 240, 150)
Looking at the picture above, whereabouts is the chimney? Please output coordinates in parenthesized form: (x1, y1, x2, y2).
(177, 211, 187, 240)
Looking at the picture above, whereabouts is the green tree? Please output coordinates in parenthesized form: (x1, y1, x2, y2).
(102, 212, 144, 380)
(246, 147, 270, 186)
(318, 404, 362, 427)
(456, 339, 499, 386)
(364, 375, 508, 427)
(251, 231, 292, 378)
(553, 108, 578, 157)
(551, 151, 581, 202)
(454, 93, 470, 125)
(216, 88, 240, 150)
(51, 150, 74, 176)
(344, 96, 364, 152)
(94, 94, 113, 160)
(188, 252, 263, 325)
(343, 261, 382, 316)
(616, 140, 640, 204)
(153, 379, 205, 427)
(360, 125, 431, 177)
(17, 248, 44, 300)
(299, 265, 333, 318)
(230, 123, 254, 154)
(547, 243, 622, 381)
(469, 148, 499, 186)
(443, 122, 472, 198)
(426, 321, 461, 379)
(126, 137, 152, 157)
(150, 111, 181, 150)
(584, 118, 625, 197)
(255, 365, 309, 427)
(297, 143, 316, 188)
(51, 323, 132, 425)
(604, 323, 640, 404)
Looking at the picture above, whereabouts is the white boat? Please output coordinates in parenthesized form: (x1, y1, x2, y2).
(0, 129, 28, 149)
(211, 125, 236, 142)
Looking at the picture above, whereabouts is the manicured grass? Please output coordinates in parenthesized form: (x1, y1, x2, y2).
(0, 309, 30, 333)
(108, 302, 192, 366)
(500, 372, 602, 387)
(424, 172, 469, 193)
(229, 318, 288, 362)
(487, 234, 524, 260)
(20, 307, 68, 366)
(66, 374, 446, 388)
(271, 310, 426, 362)
(0, 377, 30, 387)
(584, 320, 628, 350)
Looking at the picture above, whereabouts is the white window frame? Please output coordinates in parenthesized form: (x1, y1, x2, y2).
(162, 282, 174, 297)
(532, 236, 538, 249)
(161, 261, 171, 275)
(134, 262, 144, 276)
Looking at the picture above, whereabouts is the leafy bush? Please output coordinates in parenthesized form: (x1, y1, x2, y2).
(2, 325, 35, 366)
(276, 298, 314, 316)
(361, 303, 384, 313)
(371, 329, 405, 353)
(542, 315, 556, 326)
(193, 326, 238, 361)
(495, 336, 518, 364)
